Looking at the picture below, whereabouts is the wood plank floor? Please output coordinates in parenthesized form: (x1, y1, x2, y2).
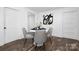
(0, 36, 79, 51)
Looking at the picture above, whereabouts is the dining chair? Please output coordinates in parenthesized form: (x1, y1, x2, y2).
(34, 30, 47, 47)
(22, 28, 34, 49)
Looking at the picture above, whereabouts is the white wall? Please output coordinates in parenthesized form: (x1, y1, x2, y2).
(35, 7, 79, 40)
(35, 8, 63, 37)
(16, 8, 28, 39)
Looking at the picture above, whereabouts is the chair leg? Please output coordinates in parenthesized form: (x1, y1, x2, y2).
(23, 38, 27, 48)
(49, 37, 52, 44)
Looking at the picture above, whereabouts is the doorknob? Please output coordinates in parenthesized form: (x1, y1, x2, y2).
(4, 27, 6, 29)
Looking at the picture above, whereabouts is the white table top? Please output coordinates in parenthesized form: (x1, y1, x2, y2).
(30, 29, 49, 32)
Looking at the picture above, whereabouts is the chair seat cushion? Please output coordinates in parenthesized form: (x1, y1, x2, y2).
(47, 34, 51, 37)
(26, 34, 33, 38)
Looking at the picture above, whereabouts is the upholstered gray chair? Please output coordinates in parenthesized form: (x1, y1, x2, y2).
(22, 28, 34, 48)
(34, 30, 47, 47)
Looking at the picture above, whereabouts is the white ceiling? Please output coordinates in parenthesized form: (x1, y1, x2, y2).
(27, 7, 59, 13)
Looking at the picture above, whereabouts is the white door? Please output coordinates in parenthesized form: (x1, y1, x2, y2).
(0, 8, 4, 46)
(28, 13, 35, 31)
(4, 8, 18, 43)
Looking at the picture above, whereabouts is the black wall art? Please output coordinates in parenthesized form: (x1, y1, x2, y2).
(43, 14, 53, 25)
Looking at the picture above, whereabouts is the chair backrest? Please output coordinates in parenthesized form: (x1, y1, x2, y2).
(22, 28, 27, 38)
(34, 30, 47, 44)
